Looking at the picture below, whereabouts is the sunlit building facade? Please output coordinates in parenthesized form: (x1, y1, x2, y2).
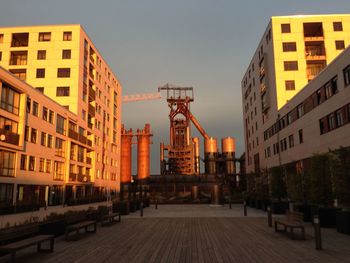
(0, 25, 122, 206)
(241, 14, 350, 173)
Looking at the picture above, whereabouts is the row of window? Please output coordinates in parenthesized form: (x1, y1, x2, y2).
(35, 68, 70, 78)
(319, 103, 350, 134)
(20, 154, 51, 173)
(37, 49, 71, 60)
(265, 130, 304, 158)
(282, 40, 345, 52)
(281, 21, 343, 34)
(264, 73, 341, 141)
(0, 31, 72, 45)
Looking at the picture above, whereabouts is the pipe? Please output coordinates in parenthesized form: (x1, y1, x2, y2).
(189, 111, 209, 140)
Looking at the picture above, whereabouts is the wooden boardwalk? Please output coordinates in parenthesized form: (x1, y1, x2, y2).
(1, 205, 350, 263)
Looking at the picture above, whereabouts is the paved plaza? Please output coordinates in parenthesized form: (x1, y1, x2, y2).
(1, 204, 350, 263)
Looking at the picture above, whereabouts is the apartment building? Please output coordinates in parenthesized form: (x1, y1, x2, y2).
(241, 14, 350, 173)
(0, 25, 122, 205)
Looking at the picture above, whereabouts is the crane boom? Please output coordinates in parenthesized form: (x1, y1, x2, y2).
(122, 92, 162, 103)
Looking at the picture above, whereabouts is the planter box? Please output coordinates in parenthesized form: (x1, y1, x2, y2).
(271, 201, 289, 214)
(319, 207, 337, 228)
(39, 220, 66, 237)
(336, 211, 350, 234)
(113, 201, 129, 215)
(294, 204, 316, 222)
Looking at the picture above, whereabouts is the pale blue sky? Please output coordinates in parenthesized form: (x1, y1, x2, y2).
(0, 0, 349, 173)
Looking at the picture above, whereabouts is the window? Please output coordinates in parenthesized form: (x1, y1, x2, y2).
(29, 156, 35, 171)
(57, 68, 70, 78)
(49, 110, 54, 124)
(284, 61, 298, 71)
(41, 132, 47, 146)
(37, 50, 46, 60)
(0, 51, 2, 61)
(344, 65, 350, 87)
(333, 22, 343, 31)
(289, 135, 294, 148)
(32, 101, 39, 116)
(282, 42, 297, 52)
(20, 154, 27, 170)
(298, 129, 303, 144)
(82, 110, 86, 121)
(0, 83, 20, 115)
(297, 104, 304, 118)
(39, 158, 45, 172)
(56, 86, 70, 96)
(328, 113, 336, 130)
(10, 51, 27, 65)
(0, 116, 18, 134)
(335, 109, 344, 127)
(9, 69, 26, 80)
(62, 49, 71, 59)
(26, 97, 31, 113)
(335, 40, 345, 50)
(31, 128, 37, 143)
(36, 68, 45, 78)
(46, 159, 51, 173)
(42, 107, 48, 121)
(36, 87, 44, 93)
(285, 80, 295, 90)
(47, 134, 53, 148)
(56, 114, 66, 135)
(54, 161, 65, 180)
(281, 24, 291, 33)
(24, 126, 29, 141)
(0, 150, 16, 177)
(0, 34, 3, 43)
(63, 31, 72, 41)
(38, 32, 51, 41)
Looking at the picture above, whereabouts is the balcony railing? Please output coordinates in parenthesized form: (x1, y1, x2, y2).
(0, 129, 20, 145)
(55, 149, 65, 158)
(78, 174, 91, 183)
(69, 173, 77, 181)
(68, 129, 79, 140)
(89, 86, 96, 100)
(53, 173, 64, 181)
(88, 104, 95, 117)
(78, 134, 87, 145)
(86, 157, 92, 164)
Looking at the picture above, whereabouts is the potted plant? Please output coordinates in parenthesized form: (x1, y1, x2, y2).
(310, 153, 336, 227)
(330, 147, 350, 234)
(269, 166, 288, 214)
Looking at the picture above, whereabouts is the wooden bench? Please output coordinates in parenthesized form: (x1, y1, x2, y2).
(274, 211, 305, 240)
(65, 214, 97, 241)
(0, 224, 54, 262)
(101, 212, 121, 226)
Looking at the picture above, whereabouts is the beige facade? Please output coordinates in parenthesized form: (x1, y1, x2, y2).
(241, 14, 350, 173)
(0, 25, 122, 206)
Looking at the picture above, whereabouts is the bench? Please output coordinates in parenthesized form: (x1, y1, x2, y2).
(274, 211, 305, 240)
(65, 213, 97, 241)
(101, 212, 121, 226)
(0, 224, 54, 262)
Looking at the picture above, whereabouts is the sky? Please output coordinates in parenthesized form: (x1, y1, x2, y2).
(0, 0, 349, 174)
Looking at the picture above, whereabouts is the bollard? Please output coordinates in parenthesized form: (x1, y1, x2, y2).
(267, 206, 272, 227)
(155, 199, 158, 210)
(140, 201, 144, 217)
(244, 201, 247, 216)
(314, 215, 322, 250)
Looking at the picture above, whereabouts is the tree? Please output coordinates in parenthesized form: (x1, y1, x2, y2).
(309, 153, 333, 207)
(269, 166, 287, 201)
(330, 147, 350, 210)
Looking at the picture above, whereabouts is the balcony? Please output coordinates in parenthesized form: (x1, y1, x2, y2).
(11, 33, 29, 47)
(78, 134, 87, 145)
(55, 149, 65, 158)
(87, 139, 93, 147)
(78, 174, 90, 183)
(68, 129, 79, 141)
(305, 43, 326, 60)
(10, 51, 28, 65)
(86, 157, 92, 165)
(88, 104, 95, 117)
(260, 83, 267, 94)
(259, 67, 265, 79)
(89, 86, 96, 100)
(0, 129, 20, 145)
(69, 173, 77, 182)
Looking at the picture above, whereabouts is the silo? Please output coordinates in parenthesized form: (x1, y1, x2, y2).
(136, 124, 153, 181)
(221, 137, 236, 175)
(120, 125, 133, 184)
(204, 137, 218, 174)
(192, 137, 200, 175)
